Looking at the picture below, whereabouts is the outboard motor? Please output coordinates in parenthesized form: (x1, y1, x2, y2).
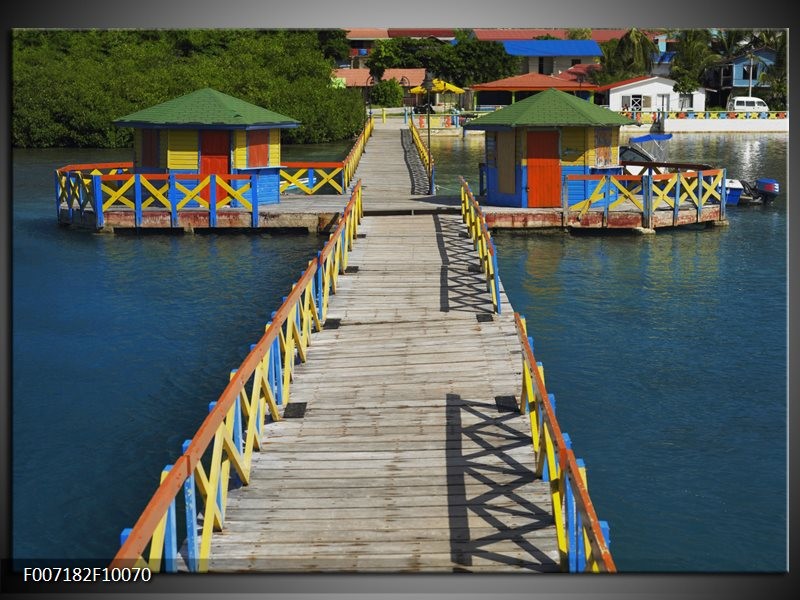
(755, 178, 780, 202)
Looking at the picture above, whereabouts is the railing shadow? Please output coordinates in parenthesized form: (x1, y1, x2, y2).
(445, 393, 557, 572)
(432, 214, 494, 315)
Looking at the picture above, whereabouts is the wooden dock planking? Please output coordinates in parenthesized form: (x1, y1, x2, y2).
(206, 211, 560, 573)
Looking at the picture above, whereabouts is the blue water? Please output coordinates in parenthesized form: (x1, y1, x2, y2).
(11, 133, 787, 572)
(12, 148, 323, 564)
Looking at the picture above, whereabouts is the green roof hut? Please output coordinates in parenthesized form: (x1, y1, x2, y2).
(114, 87, 300, 206)
(464, 88, 636, 208)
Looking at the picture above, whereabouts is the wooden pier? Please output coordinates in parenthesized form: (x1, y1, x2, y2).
(110, 117, 615, 575)
(208, 213, 558, 572)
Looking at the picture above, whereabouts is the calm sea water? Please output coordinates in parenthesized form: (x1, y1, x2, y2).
(11, 133, 787, 572)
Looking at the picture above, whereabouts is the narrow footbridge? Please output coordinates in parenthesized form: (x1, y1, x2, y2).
(111, 119, 616, 574)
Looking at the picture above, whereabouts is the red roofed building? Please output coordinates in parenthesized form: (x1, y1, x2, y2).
(471, 72, 598, 106)
(553, 63, 603, 83)
(345, 28, 390, 68)
(333, 68, 427, 106)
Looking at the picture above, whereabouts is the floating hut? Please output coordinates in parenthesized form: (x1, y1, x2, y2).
(113, 87, 300, 206)
(464, 88, 637, 208)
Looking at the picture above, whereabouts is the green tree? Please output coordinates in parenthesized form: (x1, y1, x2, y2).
(566, 28, 592, 40)
(755, 30, 787, 109)
(12, 29, 365, 148)
(670, 29, 718, 101)
(590, 28, 658, 85)
(369, 78, 404, 107)
(365, 31, 519, 88)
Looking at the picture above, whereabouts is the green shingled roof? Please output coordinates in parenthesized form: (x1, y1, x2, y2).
(465, 88, 637, 129)
(114, 88, 300, 129)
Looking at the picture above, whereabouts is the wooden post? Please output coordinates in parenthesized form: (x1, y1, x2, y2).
(134, 174, 143, 228)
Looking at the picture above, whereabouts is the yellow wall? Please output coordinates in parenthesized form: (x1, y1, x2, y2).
(232, 130, 248, 169)
(167, 130, 199, 170)
(560, 127, 589, 166)
(269, 129, 280, 166)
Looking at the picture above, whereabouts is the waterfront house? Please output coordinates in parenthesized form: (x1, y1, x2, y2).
(703, 47, 776, 106)
(499, 40, 603, 76)
(114, 87, 300, 205)
(463, 87, 636, 208)
(593, 76, 707, 113)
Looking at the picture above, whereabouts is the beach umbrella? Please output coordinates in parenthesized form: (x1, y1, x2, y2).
(409, 78, 465, 94)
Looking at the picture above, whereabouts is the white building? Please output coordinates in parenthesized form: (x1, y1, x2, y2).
(596, 76, 706, 113)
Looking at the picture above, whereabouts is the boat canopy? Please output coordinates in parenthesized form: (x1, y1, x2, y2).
(629, 133, 673, 144)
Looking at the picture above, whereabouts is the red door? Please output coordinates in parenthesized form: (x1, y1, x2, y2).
(526, 131, 561, 208)
(200, 130, 230, 203)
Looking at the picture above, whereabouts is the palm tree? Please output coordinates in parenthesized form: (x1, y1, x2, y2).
(590, 28, 658, 86)
(670, 29, 718, 107)
(614, 27, 658, 74)
(753, 29, 787, 109)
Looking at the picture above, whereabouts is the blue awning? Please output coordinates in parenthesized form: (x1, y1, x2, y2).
(502, 40, 602, 57)
(629, 133, 673, 143)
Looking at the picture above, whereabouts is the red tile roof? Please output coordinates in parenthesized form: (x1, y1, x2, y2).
(471, 72, 598, 91)
(593, 75, 655, 92)
(333, 68, 427, 87)
(552, 63, 602, 82)
(387, 28, 457, 39)
(345, 28, 390, 40)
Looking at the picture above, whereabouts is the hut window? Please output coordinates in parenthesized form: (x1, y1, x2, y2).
(679, 94, 694, 110)
(247, 130, 270, 167)
(594, 128, 612, 167)
(141, 129, 159, 168)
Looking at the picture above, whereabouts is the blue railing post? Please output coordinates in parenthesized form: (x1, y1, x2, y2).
(251, 174, 259, 228)
(210, 177, 218, 228)
(316, 252, 324, 318)
(308, 169, 316, 193)
(720, 170, 727, 220)
(162, 464, 178, 573)
(270, 311, 283, 405)
(600, 520, 611, 552)
(671, 173, 680, 223)
(696, 170, 703, 221)
(182, 439, 199, 572)
(642, 173, 652, 228)
(562, 434, 577, 572)
(576, 458, 587, 572)
(92, 175, 103, 228)
(120, 528, 132, 549)
(134, 174, 143, 228)
(169, 173, 178, 228)
(491, 242, 501, 315)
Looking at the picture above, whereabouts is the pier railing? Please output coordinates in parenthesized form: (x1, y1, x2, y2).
(515, 314, 616, 573)
(409, 117, 436, 194)
(619, 109, 788, 123)
(109, 182, 363, 572)
(459, 177, 501, 314)
(280, 115, 374, 195)
(55, 119, 375, 229)
(564, 168, 726, 227)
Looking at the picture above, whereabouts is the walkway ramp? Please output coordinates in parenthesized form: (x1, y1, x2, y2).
(207, 213, 560, 572)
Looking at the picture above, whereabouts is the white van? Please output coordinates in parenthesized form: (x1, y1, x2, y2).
(726, 96, 769, 112)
